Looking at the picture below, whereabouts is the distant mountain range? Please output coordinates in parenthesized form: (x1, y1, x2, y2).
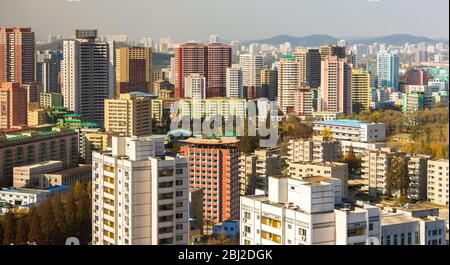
(242, 34, 448, 47)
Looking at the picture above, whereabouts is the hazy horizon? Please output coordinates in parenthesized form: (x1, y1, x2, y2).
(0, 0, 448, 42)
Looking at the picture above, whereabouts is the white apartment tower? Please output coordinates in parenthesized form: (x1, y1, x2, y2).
(184, 73, 206, 99)
(278, 56, 299, 114)
(239, 53, 263, 88)
(92, 136, 189, 245)
(61, 30, 110, 126)
(226, 66, 244, 99)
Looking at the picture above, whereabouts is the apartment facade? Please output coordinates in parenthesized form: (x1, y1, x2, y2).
(61, 30, 110, 126)
(287, 136, 340, 164)
(0, 27, 35, 85)
(104, 93, 152, 137)
(0, 82, 27, 130)
(277, 56, 299, 115)
(0, 128, 79, 186)
(427, 159, 449, 206)
(351, 69, 371, 114)
(226, 66, 244, 99)
(180, 138, 240, 224)
(313, 119, 386, 143)
(115, 47, 152, 95)
(92, 136, 189, 245)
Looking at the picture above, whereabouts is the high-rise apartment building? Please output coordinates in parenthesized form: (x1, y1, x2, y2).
(320, 44, 346, 61)
(287, 136, 340, 164)
(0, 82, 27, 130)
(294, 84, 314, 117)
(40, 92, 63, 108)
(294, 48, 321, 88)
(174, 43, 231, 98)
(318, 56, 352, 115)
(406, 68, 429, 86)
(377, 50, 400, 90)
(92, 136, 189, 245)
(184, 73, 206, 99)
(352, 69, 371, 113)
(278, 56, 299, 114)
(104, 93, 152, 137)
(115, 47, 152, 95)
(239, 53, 263, 96)
(36, 50, 62, 93)
(260, 68, 278, 101)
(61, 30, 110, 126)
(207, 43, 232, 98)
(180, 138, 240, 224)
(226, 66, 244, 99)
(0, 27, 35, 85)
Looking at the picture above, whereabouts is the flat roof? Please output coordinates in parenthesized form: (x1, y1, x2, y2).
(45, 165, 92, 176)
(0, 188, 50, 195)
(315, 119, 367, 127)
(180, 138, 240, 145)
(14, 160, 63, 170)
(381, 213, 417, 226)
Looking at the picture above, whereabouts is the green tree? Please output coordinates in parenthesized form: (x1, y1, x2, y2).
(386, 155, 409, 198)
(2, 211, 17, 245)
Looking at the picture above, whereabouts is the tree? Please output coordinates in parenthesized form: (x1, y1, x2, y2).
(2, 211, 17, 245)
(51, 194, 67, 237)
(341, 145, 362, 176)
(39, 198, 60, 244)
(28, 208, 42, 244)
(15, 218, 29, 245)
(64, 190, 78, 238)
(0, 220, 4, 245)
(76, 185, 91, 243)
(386, 155, 409, 198)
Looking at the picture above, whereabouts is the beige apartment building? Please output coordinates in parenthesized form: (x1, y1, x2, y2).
(287, 135, 340, 164)
(104, 93, 152, 137)
(427, 159, 449, 206)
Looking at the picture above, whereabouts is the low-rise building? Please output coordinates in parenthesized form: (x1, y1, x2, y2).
(43, 164, 92, 188)
(13, 160, 64, 188)
(313, 120, 386, 143)
(287, 136, 340, 164)
(381, 208, 446, 245)
(213, 220, 240, 237)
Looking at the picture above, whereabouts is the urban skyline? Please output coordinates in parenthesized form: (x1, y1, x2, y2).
(0, 0, 449, 41)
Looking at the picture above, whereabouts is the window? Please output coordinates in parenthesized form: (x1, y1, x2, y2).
(176, 213, 183, 219)
(176, 168, 183, 174)
(176, 191, 183, 197)
(393, 234, 398, 245)
(407, 233, 412, 245)
(369, 223, 373, 231)
(386, 235, 391, 245)
(176, 201, 183, 208)
(175, 180, 183, 186)
(298, 228, 307, 236)
(176, 224, 183, 230)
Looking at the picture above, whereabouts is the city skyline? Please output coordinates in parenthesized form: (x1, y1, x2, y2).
(0, 0, 449, 42)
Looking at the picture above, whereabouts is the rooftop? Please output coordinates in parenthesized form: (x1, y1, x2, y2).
(381, 212, 417, 226)
(180, 138, 240, 146)
(45, 164, 92, 176)
(0, 188, 50, 195)
(315, 119, 367, 127)
(13, 160, 63, 170)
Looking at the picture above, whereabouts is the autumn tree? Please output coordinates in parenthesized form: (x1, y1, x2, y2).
(28, 208, 42, 244)
(2, 211, 16, 245)
(341, 145, 362, 176)
(386, 155, 409, 198)
(15, 218, 29, 244)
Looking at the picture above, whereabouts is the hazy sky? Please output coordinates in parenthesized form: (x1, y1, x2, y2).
(0, 0, 448, 42)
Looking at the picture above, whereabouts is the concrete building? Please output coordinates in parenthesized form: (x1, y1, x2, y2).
(318, 56, 352, 115)
(115, 47, 152, 95)
(313, 119, 386, 143)
(377, 50, 400, 89)
(351, 69, 371, 114)
(43, 164, 92, 188)
(320, 44, 346, 60)
(213, 220, 240, 237)
(402, 92, 435, 113)
(312, 111, 344, 121)
(180, 138, 240, 224)
(340, 140, 387, 157)
(61, 30, 110, 126)
(294, 85, 314, 117)
(24, 83, 43, 104)
(184, 73, 206, 99)
(40, 92, 63, 108)
(27, 106, 48, 127)
(226, 66, 244, 99)
(294, 48, 321, 89)
(0, 188, 51, 206)
(239, 53, 263, 98)
(287, 136, 340, 164)
(0, 27, 35, 85)
(177, 98, 247, 120)
(189, 187, 204, 234)
(407, 155, 430, 201)
(174, 43, 231, 98)
(0, 82, 27, 130)
(13, 161, 64, 188)
(92, 136, 189, 245)
(288, 162, 349, 199)
(239, 153, 257, 196)
(36, 50, 62, 93)
(362, 147, 397, 197)
(104, 93, 152, 137)
(260, 68, 278, 101)
(427, 159, 449, 206)
(0, 128, 79, 186)
(381, 208, 446, 245)
(334, 203, 381, 245)
(278, 56, 299, 114)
